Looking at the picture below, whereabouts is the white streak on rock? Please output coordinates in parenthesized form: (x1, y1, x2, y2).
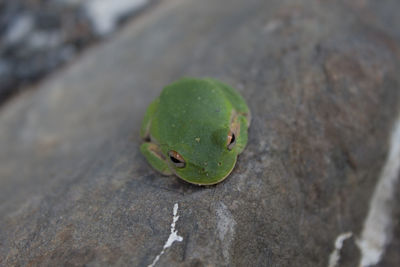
(328, 232, 353, 267)
(357, 118, 400, 267)
(84, 0, 149, 35)
(216, 202, 236, 264)
(148, 203, 183, 267)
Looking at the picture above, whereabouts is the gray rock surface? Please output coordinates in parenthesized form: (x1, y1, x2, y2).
(0, 0, 400, 266)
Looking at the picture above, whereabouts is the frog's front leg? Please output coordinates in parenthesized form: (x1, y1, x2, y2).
(140, 143, 173, 175)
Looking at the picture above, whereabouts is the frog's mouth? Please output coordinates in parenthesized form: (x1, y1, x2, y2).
(174, 155, 237, 186)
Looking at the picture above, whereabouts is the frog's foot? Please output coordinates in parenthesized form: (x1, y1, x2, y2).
(140, 143, 172, 175)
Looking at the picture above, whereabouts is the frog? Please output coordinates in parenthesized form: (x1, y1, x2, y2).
(140, 77, 251, 185)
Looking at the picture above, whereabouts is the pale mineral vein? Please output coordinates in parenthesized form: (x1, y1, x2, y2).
(357, 117, 400, 266)
(328, 232, 353, 267)
(148, 203, 183, 267)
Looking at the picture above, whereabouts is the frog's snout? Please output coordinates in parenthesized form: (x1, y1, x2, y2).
(197, 158, 235, 179)
(197, 162, 214, 177)
(199, 164, 211, 177)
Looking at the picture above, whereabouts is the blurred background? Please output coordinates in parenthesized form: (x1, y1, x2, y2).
(0, 0, 155, 105)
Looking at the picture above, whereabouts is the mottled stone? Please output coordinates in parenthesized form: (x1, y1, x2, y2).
(0, 0, 399, 266)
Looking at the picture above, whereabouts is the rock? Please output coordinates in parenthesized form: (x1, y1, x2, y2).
(83, 0, 151, 36)
(0, 0, 399, 266)
(0, 0, 157, 105)
(0, 0, 96, 104)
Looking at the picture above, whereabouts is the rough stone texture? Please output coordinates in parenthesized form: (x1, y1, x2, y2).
(0, 0, 400, 266)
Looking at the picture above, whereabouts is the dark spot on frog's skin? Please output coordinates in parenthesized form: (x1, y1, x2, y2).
(218, 162, 222, 166)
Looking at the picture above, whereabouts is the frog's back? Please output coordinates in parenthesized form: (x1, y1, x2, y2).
(150, 78, 233, 146)
(204, 78, 249, 116)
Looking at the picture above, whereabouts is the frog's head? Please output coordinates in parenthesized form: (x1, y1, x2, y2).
(164, 123, 244, 185)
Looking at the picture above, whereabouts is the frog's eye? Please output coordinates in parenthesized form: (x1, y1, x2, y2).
(227, 130, 236, 150)
(168, 150, 186, 168)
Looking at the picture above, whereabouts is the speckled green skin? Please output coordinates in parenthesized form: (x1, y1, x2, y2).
(140, 78, 250, 185)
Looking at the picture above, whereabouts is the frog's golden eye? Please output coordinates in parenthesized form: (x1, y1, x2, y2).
(168, 150, 186, 168)
(227, 130, 236, 150)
